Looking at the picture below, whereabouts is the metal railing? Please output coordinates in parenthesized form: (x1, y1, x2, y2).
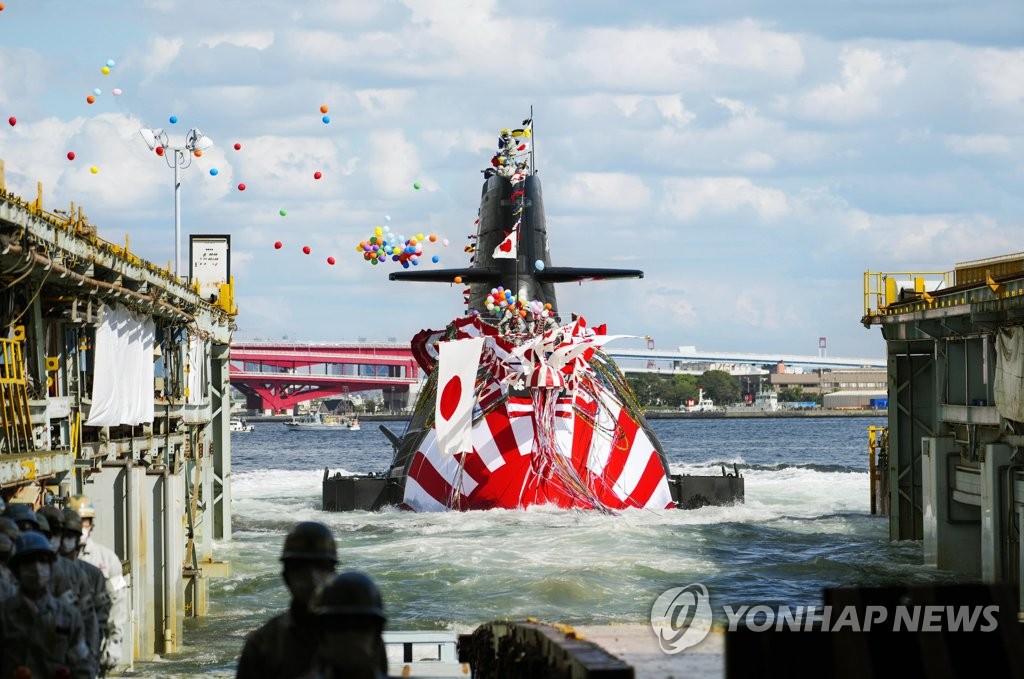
(0, 331, 33, 453)
(863, 270, 954, 317)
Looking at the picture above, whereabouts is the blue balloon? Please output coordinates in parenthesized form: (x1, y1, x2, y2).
(106, 59, 116, 68)
(209, 168, 219, 176)
(535, 259, 545, 271)
(169, 115, 178, 124)
(431, 255, 439, 264)
(93, 88, 102, 96)
(322, 115, 330, 124)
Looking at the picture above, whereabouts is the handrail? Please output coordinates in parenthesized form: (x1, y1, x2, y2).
(862, 270, 953, 317)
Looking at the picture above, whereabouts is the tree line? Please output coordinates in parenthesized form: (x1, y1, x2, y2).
(624, 371, 822, 408)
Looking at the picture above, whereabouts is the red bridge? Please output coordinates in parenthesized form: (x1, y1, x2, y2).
(230, 341, 420, 413)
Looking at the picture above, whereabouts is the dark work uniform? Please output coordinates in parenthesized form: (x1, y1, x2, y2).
(236, 604, 319, 679)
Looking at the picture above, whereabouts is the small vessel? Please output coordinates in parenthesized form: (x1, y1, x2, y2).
(284, 409, 360, 431)
(229, 418, 255, 432)
(685, 388, 719, 413)
(750, 383, 780, 412)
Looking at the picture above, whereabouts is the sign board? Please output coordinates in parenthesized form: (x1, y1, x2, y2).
(189, 235, 230, 302)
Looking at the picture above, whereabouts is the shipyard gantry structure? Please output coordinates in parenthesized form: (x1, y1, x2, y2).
(0, 159, 236, 663)
(863, 253, 1024, 612)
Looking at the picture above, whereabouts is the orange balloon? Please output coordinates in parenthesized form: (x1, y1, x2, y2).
(454, 276, 463, 284)
(86, 95, 95, 104)
(429, 234, 437, 242)
(193, 149, 203, 157)
(320, 104, 328, 114)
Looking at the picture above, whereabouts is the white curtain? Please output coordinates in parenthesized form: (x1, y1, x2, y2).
(186, 335, 206, 405)
(995, 326, 1024, 423)
(86, 303, 155, 427)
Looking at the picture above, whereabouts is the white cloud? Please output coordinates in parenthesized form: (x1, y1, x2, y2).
(556, 173, 651, 214)
(944, 134, 1012, 156)
(198, 32, 275, 51)
(798, 48, 907, 122)
(366, 129, 427, 198)
(971, 48, 1024, 107)
(661, 178, 791, 222)
(612, 95, 695, 125)
(139, 36, 184, 86)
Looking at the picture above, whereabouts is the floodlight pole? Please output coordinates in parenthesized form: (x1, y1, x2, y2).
(173, 148, 184, 278)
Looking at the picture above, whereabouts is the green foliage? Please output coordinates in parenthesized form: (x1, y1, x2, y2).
(698, 370, 741, 405)
(778, 385, 805, 402)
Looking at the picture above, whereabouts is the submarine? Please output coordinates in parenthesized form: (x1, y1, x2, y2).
(323, 119, 743, 512)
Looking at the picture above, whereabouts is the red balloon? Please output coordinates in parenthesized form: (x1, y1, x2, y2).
(237, 183, 246, 191)
(327, 256, 335, 265)
(7, 116, 15, 126)
(86, 95, 95, 104)
(155, 147, 164, 156)
(274, 241, 283, 249)
(66, 151, 75, 161)
(313, 171, 322, 180)
(302, 246, 311, 255)
(233, 143, 241, 151)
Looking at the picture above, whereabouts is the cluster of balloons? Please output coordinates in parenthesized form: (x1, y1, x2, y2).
(320, 104, 330, 124)
(484, 287, 553, 319)
(356, 225, 449, 268)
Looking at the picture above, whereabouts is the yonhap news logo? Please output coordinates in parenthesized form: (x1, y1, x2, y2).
(649, 584, 713, 653)
(651, 583, 1004, 654)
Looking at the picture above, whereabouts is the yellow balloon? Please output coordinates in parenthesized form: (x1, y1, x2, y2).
(416, 233, 424, 241)
(89, 166, 99, 174)
(375, 227, 383, 237)
(101, 66, 110, 75)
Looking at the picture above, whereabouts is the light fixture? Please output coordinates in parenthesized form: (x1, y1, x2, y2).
(139, 128, 168, 151)
(139, 125, 214, 277)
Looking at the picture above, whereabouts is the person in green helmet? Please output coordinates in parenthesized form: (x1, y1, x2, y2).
(304, 570, 389, 679)
(236, 521, 339, 679)
(63, 507, 111, 673)
(0, 531, 96, 679)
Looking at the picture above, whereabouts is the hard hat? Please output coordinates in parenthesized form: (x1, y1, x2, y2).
(35, 513, 51, 536)
(67, 495, 96, 519)
(0, 517, 19, 540)
(311, 570, 385, 622)
(0, 496, 5, 513)
(3, 503, 39, 531)
(62, 508, 83, 533)
(280, 521, 337, 563)
(37, 506, 65, 532)
(10, 531, 56, 564)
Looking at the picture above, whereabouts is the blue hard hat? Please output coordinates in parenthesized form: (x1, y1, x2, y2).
(3, 503, 39, 531)
(11, 530, 56, 564)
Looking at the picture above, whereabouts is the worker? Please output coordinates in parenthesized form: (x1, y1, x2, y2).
(0, 531, 96, 679)
(0, 517, 18, 601)
(69, 494, 127, 674)
(40, 505, 103, 668)
(236, 521, 338, 679)
(63, 507, 111, 673)
(305, 570, 389, 679)
(3, 502, 39, 533)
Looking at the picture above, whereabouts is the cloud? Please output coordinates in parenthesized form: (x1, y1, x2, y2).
(944, 134, 1012, 155)
(554, 172, 651, 214)
(797, 47, 907, 122)
(661, 177, 791, 222)
(198, 32, 275, 51)
(138, 36, 184, 86)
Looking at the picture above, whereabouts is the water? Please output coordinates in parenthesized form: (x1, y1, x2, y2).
(138, 416, 967, 677)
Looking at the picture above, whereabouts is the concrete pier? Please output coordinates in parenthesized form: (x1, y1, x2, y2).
(0, 160, 235, 664)
(863, 254, 1024, 612)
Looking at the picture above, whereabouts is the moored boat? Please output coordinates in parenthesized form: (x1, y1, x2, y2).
(284, 411, 360, 431)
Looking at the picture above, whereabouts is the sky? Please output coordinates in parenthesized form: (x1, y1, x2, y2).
(0, 1, 1021, 360)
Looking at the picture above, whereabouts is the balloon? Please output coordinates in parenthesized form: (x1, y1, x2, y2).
(535, 260, 545, 271)
(384, 215, 391, 221)
(0, 4, 5, 10)
(93, 88, 102, 96)
(302, 246, 311, 255)
(274, 241, 283, 249)
(237, 183, 246, 191)
(429, 234, 437, 242)
(155, 147, 165, 156)
(89, 166, 98, 174)
(106, 59, 116, 68)
(279, 209, 287, 216)
(66, 151, 75, 160)
(454, 276, 463, 284)
(101, 66, 110, 75)
(413, 182, 421, 190)
(7, 116, 14, 126)
(193, 149, 203, 157)
(233, 143, 241, 151)
(313, 171, 322, 180)
(112, 88, 122, 96)
(442, 239, 449, 246)
(86, 95, 95, 104)
(169, 115, 178, 124)
(322, 115, 330, 124)
(209, 168, 218, 176)
(320, 104, 328, 114)
(327, 256, 336, 265)
(431, 255, 439, 264)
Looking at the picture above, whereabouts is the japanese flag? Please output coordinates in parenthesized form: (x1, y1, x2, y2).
(492, 232, 517, 259)
(435, 337, 485, 456)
